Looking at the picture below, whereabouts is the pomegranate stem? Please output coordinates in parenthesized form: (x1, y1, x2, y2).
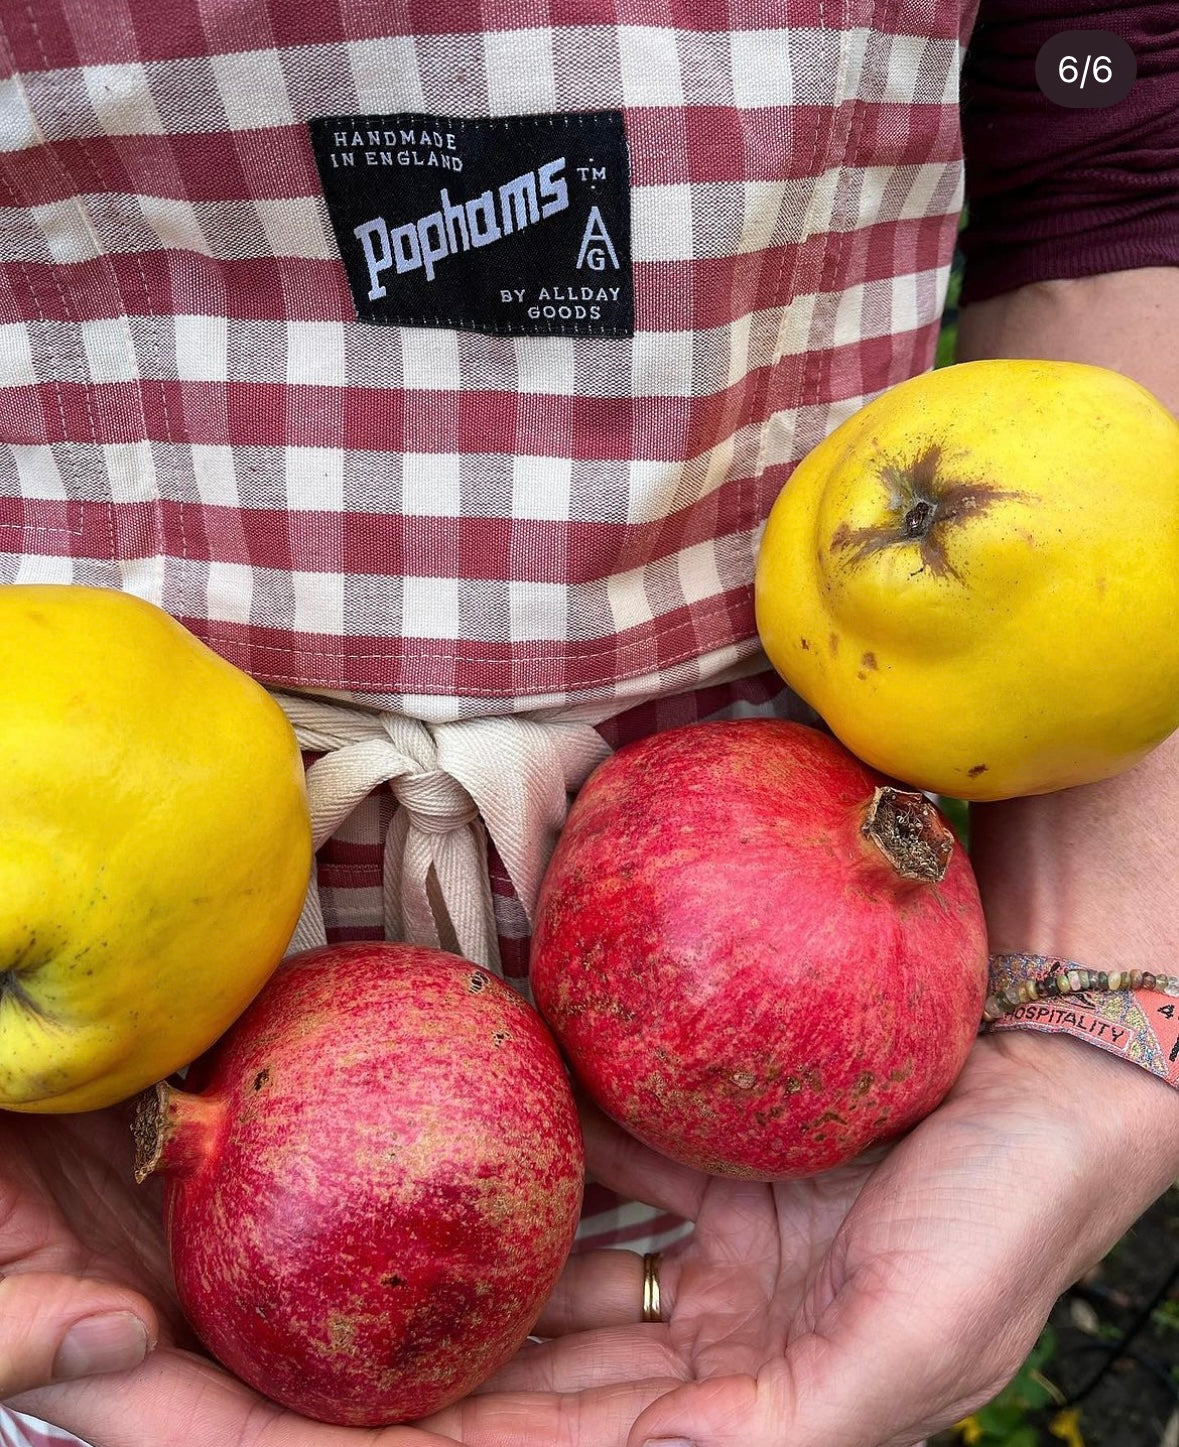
(132, 1080, 221, 1184)
(862, 786, 954, 883)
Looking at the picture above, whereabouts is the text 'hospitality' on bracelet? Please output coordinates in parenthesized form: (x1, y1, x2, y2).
(983, 952, 1179, 1090)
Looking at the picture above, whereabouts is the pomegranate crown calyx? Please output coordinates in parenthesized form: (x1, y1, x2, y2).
(862, 786, 954, 883)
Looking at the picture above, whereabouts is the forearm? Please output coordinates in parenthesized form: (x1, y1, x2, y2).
(956, 266, 1179, 413)
(958, 266, 1179, 958)
(969, 725, 1179, 1189)
(958, 267, 1179, 1153)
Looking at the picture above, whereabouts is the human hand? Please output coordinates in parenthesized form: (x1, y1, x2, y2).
(4, 1100, 665, 1446)
(432, 1028, 1179, 1447)
(0, 1104, 167, 1401)
(18, 1028, 1177, 1447)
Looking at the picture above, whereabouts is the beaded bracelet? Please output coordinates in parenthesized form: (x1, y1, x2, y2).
(983, 952, 1179, 1088)
(983, 962, 1179, 1022)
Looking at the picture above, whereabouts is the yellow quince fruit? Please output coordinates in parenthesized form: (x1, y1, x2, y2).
(0, 585, 312, 1112)
(755, 360, 1179, 800)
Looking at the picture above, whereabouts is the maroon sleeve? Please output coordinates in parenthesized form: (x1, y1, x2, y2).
(958, 0, 1179, 305)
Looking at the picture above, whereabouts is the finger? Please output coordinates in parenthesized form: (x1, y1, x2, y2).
(627, 1371, 787, 1447)
(477, 1326, 686, 1395)
(16, 1347, 466, 1446)
(580, 1096, 706, 1222)
(21, 1343, 670, 1447)
(0, 1272, 157, 1401)
(427, 1379, 680, 1446)
(626, 1316, 1024, 1447)
(533, 1249, 679, 1336)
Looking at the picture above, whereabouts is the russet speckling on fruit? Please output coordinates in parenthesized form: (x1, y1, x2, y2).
(530, 718, 988, 1180)
(134, 942, 584, 1426)
(0, 584, 311, 1112)
(755, 360, 1179, 800)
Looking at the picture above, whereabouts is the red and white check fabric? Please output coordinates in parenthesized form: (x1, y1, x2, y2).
(1, 3, 968, 1439)
(0, 1413, 78, 1447)
(0, 0, 969, 716)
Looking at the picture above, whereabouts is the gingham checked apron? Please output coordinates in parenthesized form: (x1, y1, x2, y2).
(0, 0, 968, 1438)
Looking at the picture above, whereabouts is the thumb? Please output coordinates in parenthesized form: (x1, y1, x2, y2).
(0, 1273, 157, 1401)
(628, 1373, 794, 1447)
(628, 1338, 955, 1447)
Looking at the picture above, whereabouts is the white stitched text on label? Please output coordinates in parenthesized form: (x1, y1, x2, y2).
(354, 157, 570, 295)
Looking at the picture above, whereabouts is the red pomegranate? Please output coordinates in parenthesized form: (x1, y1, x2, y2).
(531, 718, 988, 1179)
(134, 941, 584, 1425)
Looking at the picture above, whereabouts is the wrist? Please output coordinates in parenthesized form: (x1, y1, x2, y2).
(985, 1016, 1178, 1093)
(983, 950, 1179, 1090)
(959, 1028, 1179, 1290)
(978, 1025, 1179, 1200)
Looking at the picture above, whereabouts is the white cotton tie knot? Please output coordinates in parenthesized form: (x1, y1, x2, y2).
(270, 691, 612, 975)
(390, 769, 479, 835)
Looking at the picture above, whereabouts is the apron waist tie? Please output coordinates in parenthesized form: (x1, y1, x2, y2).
(270, 692, 613, 973)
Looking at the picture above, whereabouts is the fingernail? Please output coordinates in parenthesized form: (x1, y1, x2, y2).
(53, 1312, 151, 1381)
(643, 1440, 698, 1447)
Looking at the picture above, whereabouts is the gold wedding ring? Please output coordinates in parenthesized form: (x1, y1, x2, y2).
(641, 1252, 662, 1323)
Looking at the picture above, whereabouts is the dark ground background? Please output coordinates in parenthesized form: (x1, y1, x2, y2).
(1048, 1184, 1179, 1447)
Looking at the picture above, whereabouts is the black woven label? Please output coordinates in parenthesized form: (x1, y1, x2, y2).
(308, 111, 634, 338)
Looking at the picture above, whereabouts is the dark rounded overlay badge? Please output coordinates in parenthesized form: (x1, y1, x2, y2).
(1035, 31, 1136, 108)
